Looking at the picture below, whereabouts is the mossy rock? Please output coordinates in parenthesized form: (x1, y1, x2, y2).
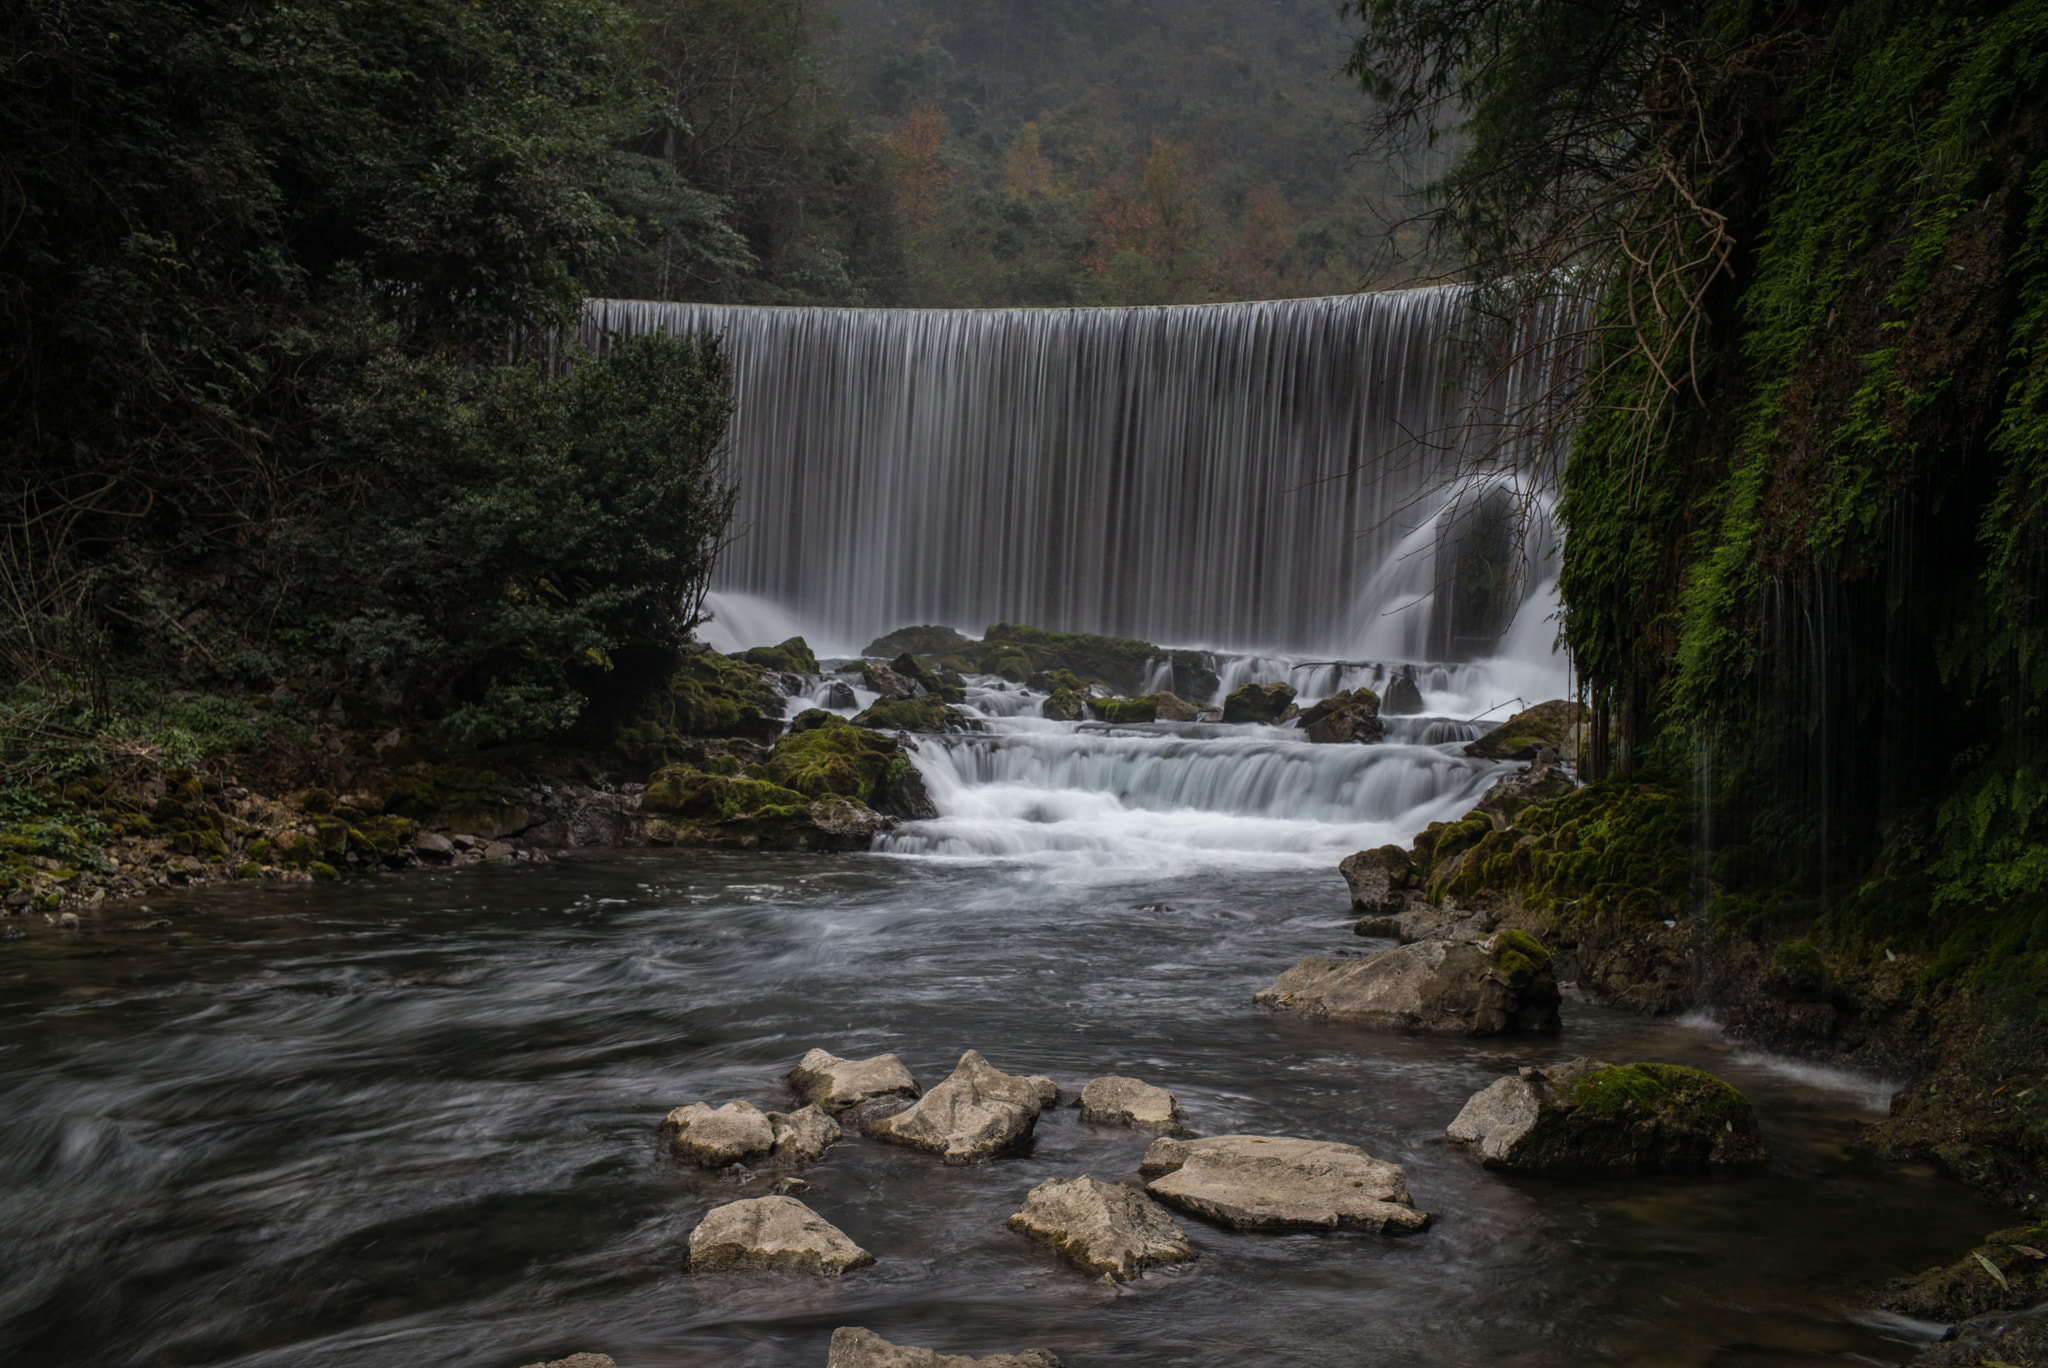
(864, 624, 976, 659)
(1771, 938, 1826, 992)
(788, 708, 839, 733)
(247, 838, 272, 863)
(650, 772, 811, 824)
(980, 645, 1035, 682)
(1026, 668, 1087, 695)
(1042, 688, 1086, 722)
(1466, 699, 1592, 762)
(853, 696, 969, 733)
(236, 862, 264, 880)
(1447, 1057, 1769, 1174)
(736, 636, 819, 674)
(309, 862, 340, 881)
(979, 621, 1159, 694)
(757, 717, 906, 801)
(657, 649, 784, 741)
(891, 652, 964, 703)
(1221, 681, 1297, 724)
(1088, 695, 1159, 723)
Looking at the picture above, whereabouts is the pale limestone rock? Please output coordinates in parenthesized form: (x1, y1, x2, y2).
(767, 1103, 843, 1163)
(787, 1048, 922, 1111)
(1253, 938, 1558, 1035)
(658, 1099, 774, 1166)
(1078, 1075, 1191, 1136)
(826, 1327, 1066, 1367)
(687, 1195, 874, 1275)
(517, 1356, 616, 1368)
(866, 1050, 1053, 1164)
(1139, 1134, 1430, 1234)
(1006, 1174, 1196, 1280)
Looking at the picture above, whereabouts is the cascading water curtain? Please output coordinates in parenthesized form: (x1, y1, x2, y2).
(582, 291, 1574, 658)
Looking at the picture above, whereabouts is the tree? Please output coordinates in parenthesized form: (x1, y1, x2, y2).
(891, 102, 955, 228)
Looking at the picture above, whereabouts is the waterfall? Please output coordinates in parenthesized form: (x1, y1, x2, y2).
(583, 291, 1567, 660)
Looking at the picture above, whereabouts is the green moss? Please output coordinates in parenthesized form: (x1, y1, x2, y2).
(236, 861, 263, 880)
(757, 717, 905, 801)
(736, 636, 819, 673)
(1042, 687, 1086, 721)
(979, 621, 1158, 693)
(1490, 929, 1555, 989)
(853, 696, 963, 732)
(651, 650, 779, 739)
(1772, 938, 1827, 991)
(309, 861, 339, 881)
(1568, 1063, 1754, 1130)
(1089, 695, 1159, 723)
(864, 625, 975, 658)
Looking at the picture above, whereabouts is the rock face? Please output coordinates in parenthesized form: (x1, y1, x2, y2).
(1221, 681, 1297, 724)
(1445, 1057, 1770, 1174)
(1078, 1075, 1191, 1135)
(866, 1050, 1055, 1163)
(1354, 901, 1500, 945)
(1383, 665, 1425, 715)
(1139, 1135, 1430, 1233)
(827, 1327, 1066, 1368)
(687, 1196, 875, 1275)
(787, 1049, 922, 1111)
(1006, 1175, 1197, 1280)
(1254, 931, 1560, 1035)
(1338, 844, 1415, 916)
(660, 1100, 776, 1166)
(1298, 688, 1386, 744)
(1465, 699, 1591, 762)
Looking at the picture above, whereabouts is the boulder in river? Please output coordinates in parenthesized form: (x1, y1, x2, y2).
(769, 1104, 844, 1163)
(1298, 688, 1385, 744)
(787, 1048, 922, 1111)
(659, 1100, 776, 1166)
(866, 1050, 1055, 1163)
(862, 625, 977, 659)
(1078, 1075, 1192, 1135)
(853, 695, 974, 733)
(687, 1195, 875, 1275)
(1152, 691, 1200, 722)
(1254, 931, 1560, 1035)
(1041, 688, 1086, 722)
(1006, 1174, 1197, 1280)
(861, 662, 921, 700)
(517, 1355, 616, 1368)
(1338, 844, 1415, 917)
(736, 637, 820, 674)
(1139, 1134, 1430, 1233)
(1383, 665, 1425, 715)
(1465, 699, 1591, 762)
(1445, 1057, 1769, 1174)
(827, 1327, 1066, 1367)
(1221, 681, 1297, 724)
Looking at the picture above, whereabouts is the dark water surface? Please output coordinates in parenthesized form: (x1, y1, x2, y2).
(0, 852, 1992, 1368)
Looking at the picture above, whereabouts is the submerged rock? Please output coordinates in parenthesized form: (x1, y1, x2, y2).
(1298, 688, 1386, 744)
(1465, 699, 1591, 762)
(787, 1049, 922, 1111)
(827, 1327, 1066, 1368)
(866, 1050, 1055, 1163)
(1220, 681, 1297, 724)
(1006, 1174, 1197, 1280)
(1254, 931, 1560, 1035)
(1445, 1057, 1769, 1174)
(1139, 1134, 1430, 1234)
(1338, 844, 1415, 917)
(689, 1195, 874, 1275)
(1078, 1075, 1192, 1135)
(659, 1100, 776, 1166)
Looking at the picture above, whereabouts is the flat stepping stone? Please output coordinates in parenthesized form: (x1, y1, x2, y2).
(788, 1048, 922, 1110)
(827, 1327, 1066, 1367)
(867, 1050, 1054, 1164)
(687, 1195, 874, 1276)
(1078, 1074, 1191, 1135)
(1139, 1134, 1430, 1234)
(1006, 1174, 1196, 1280)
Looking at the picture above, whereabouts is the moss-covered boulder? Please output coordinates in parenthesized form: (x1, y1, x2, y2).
(1446, 1057, 1769, 1174)
(658, 649, 785, 742)
(891, 652, 964, 703)
(1880, 1221, 2048, 1323)
(979, 622, 1158, 694)
(863, 624, 976, 659)
(853, 695, 971, 733)
(1088, 695, 1159, 723)
(1042, 688, 1086, 721)
(859, 661, 919, 700)
(1221, 681, 1297, 724)
(1466, 699, 1591, 762)
(642, 771, 810, 824)
(754, 716, 935, 816)
(737, 636, 819, 674)
(1299, 688, 1384, 744)
(1254, 930, 1560, 1034)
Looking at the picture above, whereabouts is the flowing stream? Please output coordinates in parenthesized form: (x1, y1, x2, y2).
(0, 670, 1997, 1368)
